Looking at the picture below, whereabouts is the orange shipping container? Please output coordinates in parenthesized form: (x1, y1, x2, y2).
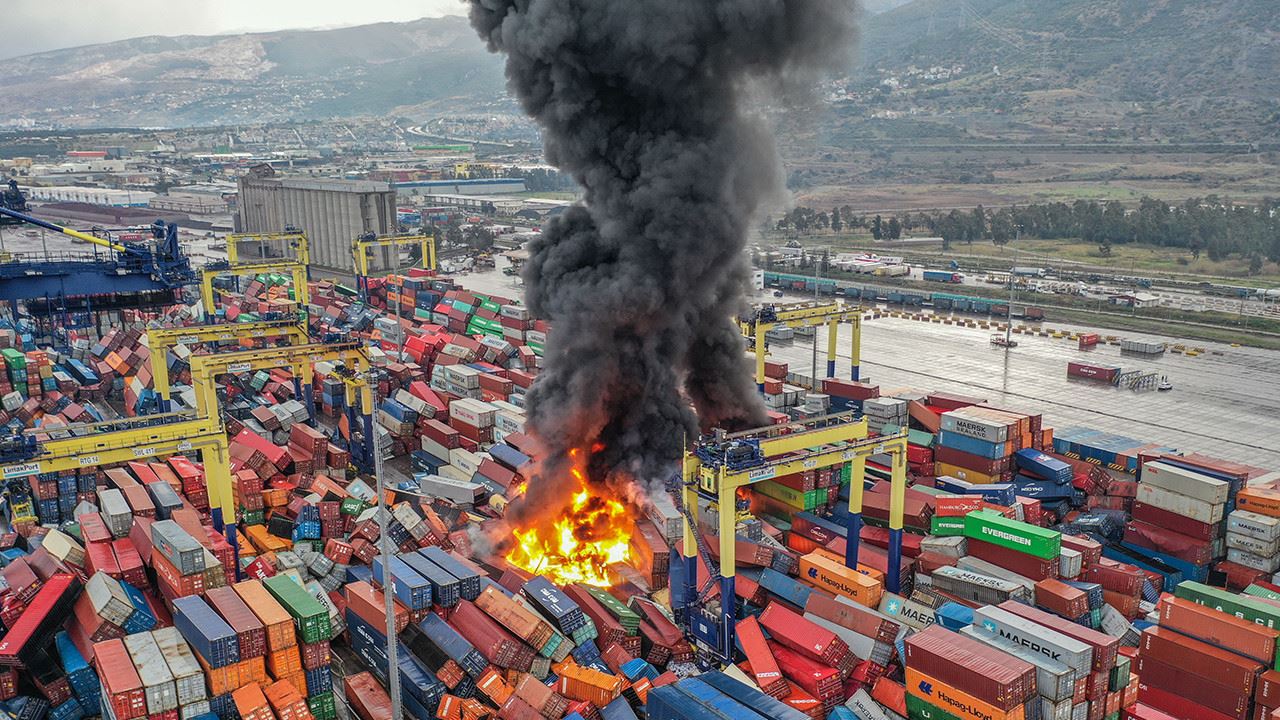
(233, 580, 297, 650)
(798, 551, 883, 608)
(232, 682, 276, 720)
(557, 663, 625, 707)
(266, 646, 303, 679)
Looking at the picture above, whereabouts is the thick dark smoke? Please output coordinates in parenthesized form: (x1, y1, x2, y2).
(467, 0, 858, 523)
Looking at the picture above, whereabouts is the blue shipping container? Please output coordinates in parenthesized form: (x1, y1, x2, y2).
(173, 596, 240, 668)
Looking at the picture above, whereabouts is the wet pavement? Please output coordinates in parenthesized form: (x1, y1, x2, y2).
(453, 260, 1280, 469)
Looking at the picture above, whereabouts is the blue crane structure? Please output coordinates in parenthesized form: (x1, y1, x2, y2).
(0, 203, 196, 335)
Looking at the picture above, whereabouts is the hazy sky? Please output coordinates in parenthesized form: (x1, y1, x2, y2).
(4, 0, 465, 59)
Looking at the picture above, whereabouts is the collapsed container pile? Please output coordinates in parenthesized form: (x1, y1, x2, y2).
(0, 269, 1278, 720)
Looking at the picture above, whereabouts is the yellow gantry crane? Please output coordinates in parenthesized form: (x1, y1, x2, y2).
(146, 319, 311, 412)
(0, 341, 373, 571)
(201, 231, 312, 322)
(740, 301, 864, 385)
(351, 232, 438, 300)
(674, 412, 908, 664)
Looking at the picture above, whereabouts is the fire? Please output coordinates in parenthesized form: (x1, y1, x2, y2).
(506, 448, 632, 587)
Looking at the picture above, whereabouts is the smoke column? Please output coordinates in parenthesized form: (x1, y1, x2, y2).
(467, 0, 858, 521)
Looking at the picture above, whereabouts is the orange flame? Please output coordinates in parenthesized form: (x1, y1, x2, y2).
(506, 448, 632, 587)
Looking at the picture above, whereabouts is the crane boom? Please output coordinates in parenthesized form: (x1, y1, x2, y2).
(0, 206, 129, 253)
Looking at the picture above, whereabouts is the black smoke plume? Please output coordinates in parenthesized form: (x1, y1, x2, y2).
(467, 0, 858, 523)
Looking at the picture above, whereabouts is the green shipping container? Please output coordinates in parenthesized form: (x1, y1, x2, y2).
(905, 692, 964, 720)
(308, 692, 337, 720)
(264, 575, 332, 644)
(930, 516, 966, 536)
(1, 349, 25, 369)
(341, 497, 369, 515)
(583, 586, 640, 633)
(962, 511, 1061, 560)
(753, 481, 827, 511)
(481, 299, 501, 313)
(1244, 584, 1280, 603)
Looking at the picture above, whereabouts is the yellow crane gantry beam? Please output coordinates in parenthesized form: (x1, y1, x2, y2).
(199, 262, 311, 322)
(351, 232, 438, 299)
(147, 320, 311, 410)
(740, 301, 864, 387)
(201, 231, 311, 322)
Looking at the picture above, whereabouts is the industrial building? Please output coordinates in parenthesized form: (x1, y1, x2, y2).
(237, 167, 397, 273)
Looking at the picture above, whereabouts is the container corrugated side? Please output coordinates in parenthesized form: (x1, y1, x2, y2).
(122, 632, 177, 714)
(903, 625, 1036, 711)
(970, 605, 1093, 677)
(151, 626, 206, 706)
(960, 625, 1076, 702)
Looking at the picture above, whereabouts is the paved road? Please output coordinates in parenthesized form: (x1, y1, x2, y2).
(454, 260, 1280, 468)
(770, 315, 1280, 468)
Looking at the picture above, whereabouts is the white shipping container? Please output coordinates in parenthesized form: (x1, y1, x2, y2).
(124, 632, 178, 713)
(971, 605, 1093, 677)
(98, 488, 133, 538)
(418, 474, 484, 506)
(499, 304, 531, 321)
(437, 464, 473, 483)
(919, 535, 967, 559)
(1227, 510, 1280, 542)
(526, 330, 547, 346)
(1141, 461, 1229, 504)
(41, 528, 85, 567)
(1058, 548, 1083, 579)
(939, 410, 1012, 443)
(494, 410, 526, 435)
(153, 626, 207, 707)
(960, 625, 1077, 702)
(420, 437, 451, 463)
(1228, 548, 1280, 573)
(86, 571, 135, 628)
(1226, 532, 1280, 558)
(1135, 483, 1224, 524)
(450, 398, 497, 428)
(449, 448, 484, 476)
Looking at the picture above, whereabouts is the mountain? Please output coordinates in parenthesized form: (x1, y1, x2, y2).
(852, 0, 1279, 141)
(0, 16, 507, 127)
(1, 2, 1275, 140)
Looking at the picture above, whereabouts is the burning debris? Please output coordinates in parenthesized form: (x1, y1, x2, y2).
(506, 448, 633, 587)
(467, 0, 860, 533)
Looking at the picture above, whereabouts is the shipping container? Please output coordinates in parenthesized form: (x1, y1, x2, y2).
(903, 626, 1036, 711)
(970, 605, 1093, 676)
(172, 595, 240, 669)
(1067, 363, 1120, 383)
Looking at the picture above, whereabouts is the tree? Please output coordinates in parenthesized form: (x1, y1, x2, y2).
(1098, 240, 1113, 257)
(830, 207, 842, 233)
(464, 225, 496, 251)
(1249, 254, 1264, 275)
(871, 215, 883, 240)
(816, 212, 829, 230)
(819, 249, 830, 274)
(990, 210, 1014, 246)
(886, 216, 901, 240)
(968, 206, 986, 244)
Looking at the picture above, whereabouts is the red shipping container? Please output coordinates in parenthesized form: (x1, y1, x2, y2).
(94, 638, 148, 720)
(1158, 595, 1277, 666)
(1081, 561, 1143, 596)
(903, 626, 1035, 711)
(934, 495, 985, 518)
(1137, 658, 1249, 720)
(1123, 521, 1216, 564)
(763, 643, 843, 701)
(1130, 501, 1219, 540)
(1060, 534, 1104, 565)
(1140, 626, 1262, 694)
(737, 616, 788, 698)
(206, 586, 267, 659)
(968, 538, 1057, 580)
(111, 538, 146, 588)
(1035, 578, 1089, 618)
(759, 602, 849, 667)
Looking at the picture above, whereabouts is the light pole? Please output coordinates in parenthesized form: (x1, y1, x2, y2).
(370, 367, 403, 720)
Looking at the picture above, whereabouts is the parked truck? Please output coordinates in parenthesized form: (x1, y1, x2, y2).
(923, 270, 964, 284)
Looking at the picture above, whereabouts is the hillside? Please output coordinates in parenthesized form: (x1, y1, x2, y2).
(0, 2, 1275, 141)
(852, 0, 1280, 141)
(0, 16, 507, 126)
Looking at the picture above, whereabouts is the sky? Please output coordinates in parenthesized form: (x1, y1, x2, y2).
(4, 0, 465, 59)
